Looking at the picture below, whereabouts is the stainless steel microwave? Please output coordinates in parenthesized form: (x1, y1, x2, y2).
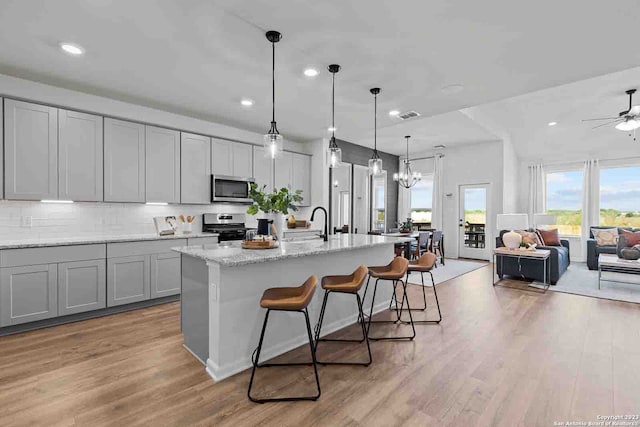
(211, 175, 255, 203)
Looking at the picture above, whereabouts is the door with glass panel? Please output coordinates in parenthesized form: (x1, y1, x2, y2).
(458, 183, 490, 260)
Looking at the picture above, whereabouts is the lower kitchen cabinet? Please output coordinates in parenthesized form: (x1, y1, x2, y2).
(150, 253, 181, 298)
(58, 259, 106, 316)
(0, 264, 58, 326)
(107, 255, 150, 307)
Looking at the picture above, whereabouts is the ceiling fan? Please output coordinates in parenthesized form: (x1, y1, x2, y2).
(582, 89, 640, 139)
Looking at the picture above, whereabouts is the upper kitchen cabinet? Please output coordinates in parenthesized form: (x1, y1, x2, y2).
(211, 138, 253, 178)
(58, 109, 104, 202)
(181, 132, 211, 204)
(0, 99, 3, 200)
(4, 99, 58, 200)
(145, 126, 180, 204)
(292, 153, 311, 207)
(274, 151, 293, 190)
(252, 146, 273, 190)
(104, 118, 146, 202)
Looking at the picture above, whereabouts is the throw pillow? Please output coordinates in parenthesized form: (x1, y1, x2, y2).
(537, 228, 561, 246)
(621, 229, 640, 246)
(515, 230, 541, 246)
(591, 227, 618, 246)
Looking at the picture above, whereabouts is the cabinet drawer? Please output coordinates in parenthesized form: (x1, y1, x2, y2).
(107, 239, 187, 258)
(0, 244, 106, 268)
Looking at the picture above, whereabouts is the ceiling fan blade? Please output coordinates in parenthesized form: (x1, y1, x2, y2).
(582, 117, 620, 121)
(591, 118, 623, 129)
(629, 105, 640, 116)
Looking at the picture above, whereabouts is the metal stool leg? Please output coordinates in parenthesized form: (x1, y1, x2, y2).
(367, 277, 416, 341)
(398, 271, 442, 324)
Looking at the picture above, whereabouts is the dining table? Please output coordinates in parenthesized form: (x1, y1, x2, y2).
(381, 231, 419, 259)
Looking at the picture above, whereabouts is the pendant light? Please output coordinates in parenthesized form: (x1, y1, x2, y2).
(327, 64, 342, 168)
(393, 135, 422, 188)
(263, 30, 283, 159)
(368, 87, 383, 175)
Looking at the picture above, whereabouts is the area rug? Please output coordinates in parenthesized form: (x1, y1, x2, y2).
(407, 258, 487, 286)
(531, 262, 640, 304)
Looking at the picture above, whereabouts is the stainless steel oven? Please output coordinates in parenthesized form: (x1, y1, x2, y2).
(211, 175, 255, 203)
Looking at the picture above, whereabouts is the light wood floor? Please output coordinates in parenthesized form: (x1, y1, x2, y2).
(1, 264, 640, 427)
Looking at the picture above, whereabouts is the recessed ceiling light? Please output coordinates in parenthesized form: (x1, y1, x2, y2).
(389, 110, 400, 117)
(59, 42, 84, 56)
(441, 84, 464, 95)
(328, 127, 336, 132)
(241, 99, 254, 107)
(548, 121, 557, 126)
(304, 68, 319, 77)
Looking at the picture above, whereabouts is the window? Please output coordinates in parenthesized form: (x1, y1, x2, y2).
(409, 175, 433, 224)
(546, 170, 583, 235)
(599, 166, 640, 228)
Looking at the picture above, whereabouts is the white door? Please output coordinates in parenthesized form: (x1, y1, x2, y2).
(458, 183, 491, 260)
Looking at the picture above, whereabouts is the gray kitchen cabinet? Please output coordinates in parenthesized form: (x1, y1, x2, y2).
(104, 118, 146, 202)
(181, 132, 211, 204)
(4, 99, 58, 200)
(274, 151, 294, 190)
(211, 139, 253, 178)
(0, 98, 3, 200)
(57, 259, 106, 316)
(0, 264, 58, 326)
(145, 125, 180, 203)
(150, 253, 181, 298)
(252, 146, 274, 190)
(107, 255, 149, 307)
(58, 109, 104, 202)
(292, 153, 311, 207)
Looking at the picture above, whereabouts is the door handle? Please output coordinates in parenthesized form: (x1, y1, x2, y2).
(459, 219, 464, 227)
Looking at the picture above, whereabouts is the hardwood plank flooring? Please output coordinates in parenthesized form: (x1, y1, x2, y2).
(1, 264, 639, 426)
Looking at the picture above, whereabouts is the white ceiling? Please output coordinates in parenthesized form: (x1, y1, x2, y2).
(465, 66, 640, 162)
(0, 0, 639, 155)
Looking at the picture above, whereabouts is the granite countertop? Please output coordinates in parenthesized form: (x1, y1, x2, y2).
(172, 234, 413, 267)
(0, 232, 219, 250)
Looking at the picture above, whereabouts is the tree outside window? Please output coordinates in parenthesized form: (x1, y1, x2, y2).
(599, 166, 640, 228)
(546, 170, 583, 236)
(409, 175, 433, 225)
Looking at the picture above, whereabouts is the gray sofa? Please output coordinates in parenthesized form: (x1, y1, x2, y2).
(587, 226, 640, 270)
(495, 230, 570, 285)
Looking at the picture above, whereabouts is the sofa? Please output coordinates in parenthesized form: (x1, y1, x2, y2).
(587, 226, 640, 270)
(495, 230, 570, 285)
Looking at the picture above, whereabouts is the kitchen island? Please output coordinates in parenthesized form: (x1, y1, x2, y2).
(173, 233, 411, 381)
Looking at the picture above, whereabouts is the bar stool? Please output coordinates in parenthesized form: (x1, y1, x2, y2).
(248, 275, 320, 403)
(363, 257, 415, 341)
(398, 252, 442, 324)
(314, 265, 371, 366)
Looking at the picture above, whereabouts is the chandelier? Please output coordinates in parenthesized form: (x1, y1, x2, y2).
(393, 135, 422, 188)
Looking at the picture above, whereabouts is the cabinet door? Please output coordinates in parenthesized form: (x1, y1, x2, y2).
(107, 255, 150, 307)
(0, 264, 57, 326)
(274, 151, 293, 190)
(150, 253, 181, 298)
(145, 126, 180, 203)
(4, 99, 58, 200)
(59, 109, 104, 201)
(181, 132, 211, 204)
(104, 118, 146, 202)
(58, 259, 106, 316)
(253, 146, 273, 190)
(233, 143, 254, 178)
(0, 98, 3, 200)
(292, 153, 311, 206)
(211, 138, 232, 176)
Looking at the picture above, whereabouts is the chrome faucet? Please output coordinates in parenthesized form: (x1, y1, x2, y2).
(310, 206, 328, 241)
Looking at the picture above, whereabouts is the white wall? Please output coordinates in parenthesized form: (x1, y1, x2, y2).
(0, 73, 320, 237)
(502, 137, 519, 213)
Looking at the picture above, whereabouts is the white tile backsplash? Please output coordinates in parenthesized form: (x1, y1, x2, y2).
(0, 201, 313, 240)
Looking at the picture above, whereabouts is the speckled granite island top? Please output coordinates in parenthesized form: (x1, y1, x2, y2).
(0, 232, 219, 249)
(172, 234, 413, 267)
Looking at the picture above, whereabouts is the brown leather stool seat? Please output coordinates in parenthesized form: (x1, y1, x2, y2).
(314, 266, 371, 366)
(361, 256, 415, 341)
(260, 276, 317, 310)
(401, 252, 442, 323)
(248, 275, 320, 403)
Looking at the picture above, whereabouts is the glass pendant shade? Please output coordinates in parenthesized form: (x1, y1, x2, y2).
(327, 64, 342, 169)
(327, 142, 342, 168)
(616, 119, 640, 131)
(264, 132, 283, 159)
(369, 157, 383, 176)
(369, 87, 383, 175)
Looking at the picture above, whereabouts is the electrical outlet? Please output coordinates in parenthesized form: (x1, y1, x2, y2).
(21, 216, 32, 228)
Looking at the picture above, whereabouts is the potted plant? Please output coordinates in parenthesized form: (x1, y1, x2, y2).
(246, 183, 303, 240)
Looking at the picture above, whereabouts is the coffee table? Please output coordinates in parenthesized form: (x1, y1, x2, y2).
(598, 254, 640, 289)
(493, 248, 551, 291)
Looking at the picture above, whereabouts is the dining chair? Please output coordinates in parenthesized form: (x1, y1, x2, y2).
(429, 230, 445, 266)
